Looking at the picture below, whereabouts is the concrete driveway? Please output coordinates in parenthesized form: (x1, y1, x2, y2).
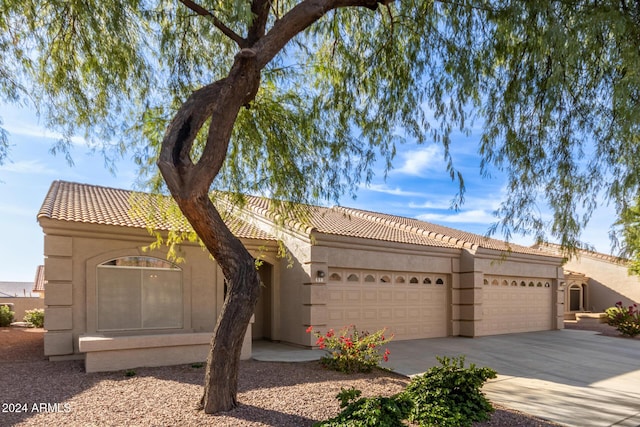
(385, 329, 640, 427)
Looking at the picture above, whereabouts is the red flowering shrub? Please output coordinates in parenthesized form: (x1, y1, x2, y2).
(605, 301, 640, 337)
(306, 325, 393, 373)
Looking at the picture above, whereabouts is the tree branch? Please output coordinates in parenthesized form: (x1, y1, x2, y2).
(178, 0, 248, 48)
(253, 0, 393, 68)
(247, 0, 271, 45)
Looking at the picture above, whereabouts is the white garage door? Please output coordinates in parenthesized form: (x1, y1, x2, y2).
(325, 270, 449, 340)
(479, 279, 553, 336)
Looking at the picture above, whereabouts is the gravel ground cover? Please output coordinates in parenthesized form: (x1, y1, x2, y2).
(1, 327, 566, 426)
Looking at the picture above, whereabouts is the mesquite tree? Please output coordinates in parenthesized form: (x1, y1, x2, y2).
(2, 0, 639, 413)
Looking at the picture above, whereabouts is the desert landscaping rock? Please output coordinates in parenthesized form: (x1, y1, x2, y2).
(1, 327, 560, 426)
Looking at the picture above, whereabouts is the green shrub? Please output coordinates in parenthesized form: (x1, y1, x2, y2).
(306, 325, 392, 373)
(402, 355, 497, 427)
(24, 308, 45, 328)
(606, 302, 640, 337)
(314, 387, 413, 427)
(0, 305, 14, 327)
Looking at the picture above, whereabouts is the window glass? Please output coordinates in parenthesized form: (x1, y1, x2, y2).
(97, 257, 182, 331)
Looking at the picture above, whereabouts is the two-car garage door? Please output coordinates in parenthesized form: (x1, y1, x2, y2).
(325, 269, 449, 340)
(479, 278, 553, 336)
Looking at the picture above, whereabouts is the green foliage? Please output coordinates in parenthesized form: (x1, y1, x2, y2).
(605, 302, 640, 337)
(0, 305, 14, 327)
(125, 369, 137, 377)
(1, 1, 639, 251)
(307, 325, 392, 373)
(23, 308, 44, 328)
(314, 387, 413, 427)
(402, 356, 497, 427)
(615, 199, 640, 275)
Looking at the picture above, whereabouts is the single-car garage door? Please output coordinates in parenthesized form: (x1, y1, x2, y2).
(325, 269, 449, 340)
(479, 278, 553, 336)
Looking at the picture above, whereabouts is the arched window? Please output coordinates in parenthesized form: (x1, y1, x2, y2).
(435, 278, 444, 285)
(395, 276, 406, 284)
(364, 274, 376, 283)
(511, 281, 518, 286)
(380, 275, 391, 283)
(536, 282, 543, 287)
(347, 273, 359, 282)
(483, 279, 489, 285)
(491, 279, 499, 286)
(520, 281, 526, 287)
(409, 277, 419, 284)
(97, 256, 182, 331)
(329, 273, 342, 282)
(423, 277, 432, 285)
(528, 281, 535, 287)
(502, 280, 509, 286)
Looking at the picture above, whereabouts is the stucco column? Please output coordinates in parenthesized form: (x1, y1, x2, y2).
(43, 234, 75, 357)
(454, 250, 483, 337)
(301, 246, 329, 346)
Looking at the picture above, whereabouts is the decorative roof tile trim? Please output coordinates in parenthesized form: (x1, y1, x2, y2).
(239, 197, 460, 249)
(336, 206, 483, 251)
(38, 181, 276, 241)
(33, 265, 46, 293)
(334, 206, 547, 256)
(534, 242, 627, 265)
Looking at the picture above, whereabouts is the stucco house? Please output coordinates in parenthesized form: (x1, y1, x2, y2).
(536, 243, 640, 317)
(38, 180, 565, 372)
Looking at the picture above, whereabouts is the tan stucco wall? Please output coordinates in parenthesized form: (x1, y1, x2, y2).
(0, 297, 45, 323)
(39, 219, 277, 365)
(563, 254, 640, 311)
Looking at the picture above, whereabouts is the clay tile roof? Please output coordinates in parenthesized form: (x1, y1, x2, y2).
(38, 181, 275, 241)
(240, 196, 555, 255)
(333, 206, 550, 255)
(533, 242, 626, 264)
(33, 265, 45, 293)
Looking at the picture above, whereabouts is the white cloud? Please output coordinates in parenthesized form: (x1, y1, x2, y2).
(363, 183, 426, 197)
(4, 123, 87, 146)
(395, 145, 441, 177)
(0, 159, 57, 175)
(417, 209, 496, 224)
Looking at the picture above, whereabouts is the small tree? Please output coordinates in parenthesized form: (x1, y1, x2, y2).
(2, 0, 640, 415)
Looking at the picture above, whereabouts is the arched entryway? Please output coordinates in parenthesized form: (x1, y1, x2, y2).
(568, 282, 588, 312)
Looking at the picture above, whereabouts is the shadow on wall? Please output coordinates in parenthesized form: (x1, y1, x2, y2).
(588, 279, 639, 312)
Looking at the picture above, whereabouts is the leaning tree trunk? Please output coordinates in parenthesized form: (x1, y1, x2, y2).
(158, 50, 262, 413)
(158, 0, 390, 414)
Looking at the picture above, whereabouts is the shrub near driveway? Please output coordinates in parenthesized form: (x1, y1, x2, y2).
(307, 325, 392, 373)
(605, 302, 640, 337)
(316, 356, 497, 427)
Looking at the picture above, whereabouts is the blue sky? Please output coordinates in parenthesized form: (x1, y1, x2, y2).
(0, 102, 616, 282)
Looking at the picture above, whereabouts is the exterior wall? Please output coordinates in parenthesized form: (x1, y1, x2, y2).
(0, 298, 45, 323)
(40, 220, 276, 368)
(320, 239, 458, 341)
(563, 254, 640, 312)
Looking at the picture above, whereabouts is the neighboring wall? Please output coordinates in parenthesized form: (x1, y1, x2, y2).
(0, 297, 45, 323)
(564, 253, 640, 311)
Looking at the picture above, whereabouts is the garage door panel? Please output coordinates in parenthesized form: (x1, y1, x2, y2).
(326, 277, 449, 340)
(481, 285, 552, 335)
